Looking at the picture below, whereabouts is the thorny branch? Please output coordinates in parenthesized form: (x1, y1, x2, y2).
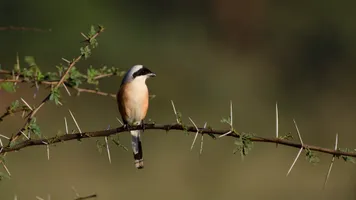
(0, 123, 355, 158)
(5, 25, 105, 144)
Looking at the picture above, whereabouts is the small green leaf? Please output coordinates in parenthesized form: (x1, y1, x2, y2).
(49, 87, 61, 105)
(9, 100, 20, 113)
(233, 132, 254, 157)
(24, 56, 36, 67)
(338, 148, 356, 164)
(220, 117, 231, 125)
(67, 67, 83, 87)
(176, 111, 183, 124)
(80, 46, 91, 59)
(279, 132, 293, 140)
(96, 140, 105, 154)
(0, 82, 16, 92)
(0, 172, 10, 181)
(28, 117, 41, 137)
(305, 149, 320, 164)
(87, 66, 99, 85)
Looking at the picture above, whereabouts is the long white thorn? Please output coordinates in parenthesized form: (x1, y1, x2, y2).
(64, 117, 68, 134)
(219, 130, 233, 138)
(230, 100, 233, 127)
(71, 186, 80, 197)
(323, 133, 339, 189)
(200, 122, 207, 155)
(286, 119, 304, 176)
(20, 131, 29, 140)
(105, 136, 111, 164)
(20, 98, 33, 111)
(189, 117, 199, 151)
(68, 109, 82, 133)
(116, 117, 123, 125)
(46, 145, 50, 160)
(276, 102, 279, 147)
(63, 83, 71, 96)
(293, 119, 304, 145)
(0, 134, 10, 140)
(0, 138, 3, 153)
(171, 100, 180, 124)
(219, 101, 234, 138)
(286, 148, 303, 176)
(2, 162, 11, 176)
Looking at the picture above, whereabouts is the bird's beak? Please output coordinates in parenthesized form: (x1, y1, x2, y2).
(148, 72, 156, 77)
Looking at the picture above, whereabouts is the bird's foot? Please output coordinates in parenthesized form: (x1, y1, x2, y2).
(141, 120, 145, 132)
(124, 124, 132, 131)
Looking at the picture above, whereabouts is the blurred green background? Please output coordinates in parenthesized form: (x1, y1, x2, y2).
(1, 0, 356, 199)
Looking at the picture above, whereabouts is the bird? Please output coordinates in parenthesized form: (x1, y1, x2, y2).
(117, 65, 156, 169)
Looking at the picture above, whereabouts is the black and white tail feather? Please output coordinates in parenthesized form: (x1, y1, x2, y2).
(131, 129, 144, 169)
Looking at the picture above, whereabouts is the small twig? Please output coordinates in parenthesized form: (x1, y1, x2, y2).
(74, 194, 97, 200)
(74, 87, 116, 98)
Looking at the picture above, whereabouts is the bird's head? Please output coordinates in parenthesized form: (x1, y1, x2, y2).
(121, 65, 156, 85)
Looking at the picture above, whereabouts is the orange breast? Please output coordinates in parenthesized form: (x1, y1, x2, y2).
(117, 82, 149, 124)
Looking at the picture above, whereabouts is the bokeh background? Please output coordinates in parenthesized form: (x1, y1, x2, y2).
(1, 0, 356, 199)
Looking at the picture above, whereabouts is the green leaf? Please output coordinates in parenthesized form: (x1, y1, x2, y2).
(338, 148, 356, 164)
(279, 132, 293, 140)
(233, 132, 254, 157)
(305, 149, 320, 164)
(67, 67, 83, 87)
(0, 82, 16, 92)
(9, 100, 20, 112)
(80, 46, 91, 59)
(24, 56, 36, 67)
(28, 117, 41, 137)
(45, 71, 59, 81)
(220, 117, 231, 125)
(49, 87, 61, 105)
(0, 172, 10, 181)
(96, 140, 104, 154)
(87, 66, 99, 85)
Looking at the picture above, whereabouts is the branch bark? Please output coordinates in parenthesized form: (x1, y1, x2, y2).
(1, 123, 355, 158)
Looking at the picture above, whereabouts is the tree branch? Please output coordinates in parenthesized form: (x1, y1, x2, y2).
(1, 123, 355, 158)
(6, 25, 105, 144)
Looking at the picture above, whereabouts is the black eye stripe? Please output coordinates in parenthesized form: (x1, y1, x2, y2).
(132, 67, 152, 78)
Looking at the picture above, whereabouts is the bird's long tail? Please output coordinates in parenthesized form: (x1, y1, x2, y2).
(130, 130, 144, 169)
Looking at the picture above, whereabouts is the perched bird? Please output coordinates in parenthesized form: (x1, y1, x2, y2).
(117, 65, 156, 169)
